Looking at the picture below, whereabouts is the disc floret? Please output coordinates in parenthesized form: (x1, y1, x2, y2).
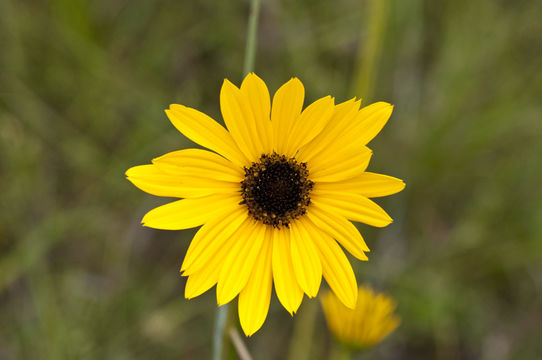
(241, 153, 314, 228)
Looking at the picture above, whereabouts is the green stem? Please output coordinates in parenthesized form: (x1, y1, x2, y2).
(287, 300, 318, 360)
(212, 0, 262, 359)
(243, 0, 262, 76)
(350, 0, 389, 101)
(329, 342, 352, 360)
(212, 305, 230, 360)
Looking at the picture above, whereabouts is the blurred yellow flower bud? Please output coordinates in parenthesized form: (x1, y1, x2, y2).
(321, 285, 400, 350)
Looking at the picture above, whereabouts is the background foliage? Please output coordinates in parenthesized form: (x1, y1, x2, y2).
(1, 0, 541, 359)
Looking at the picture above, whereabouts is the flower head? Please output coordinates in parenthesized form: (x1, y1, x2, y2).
(126, 73, 405, 336)
(321, 285, 400, 349)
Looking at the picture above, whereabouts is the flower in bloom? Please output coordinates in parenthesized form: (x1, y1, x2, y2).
(321, 285, 400, 349)
(126, 73, 404, 336)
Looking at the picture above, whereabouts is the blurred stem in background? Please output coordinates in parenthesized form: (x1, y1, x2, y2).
(243, 0, 262, 76)
(350, 0, 389, 101)
(287, 300, 318, 360)
(328, 343, 351, 360)
(212, 0, 262, 359)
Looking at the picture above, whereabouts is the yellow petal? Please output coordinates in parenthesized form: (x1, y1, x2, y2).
(240, 73, 273, 155)
(316, 102, 393, 159)
(184, 235, 235, 299)
(184, 271, 218, 300)
(165, 104, 249, 167)
(289, 219, 322, 297)
(238, 227, 273, 336)
(284, 96, 335, 157)
(309, 148, 372, 183)
(180, 176, 239, 194)
(272, 227, 304, 314)
(220, 79, 260, 162)
(126, 164, 197, 198)
(152, 148, 243, 182)
(216, 221, 265, 306)
(347, 102, 393, 146)
(310, 230, 357, 309)
(311, 191, 393, 228)
(297, 98, 361, 163)
(141, 194, 241, 230)
(314, 172, 405, 198)
(128, 163, 240, 198)
(181, 206, 247, 274)
(306, 204, 369, 260)
(271, 78, 305, 154)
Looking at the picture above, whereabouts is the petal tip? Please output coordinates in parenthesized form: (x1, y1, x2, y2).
(216, 290, 233, 307)
(222, 78, 236, 88)
(168, 104, 185, 112)
(343, 293, 358, 309)
(240, 324, 258, 337)
(125, 166, 138, 178)
(288, 77, 303, 86)
(141, 213, 149, 224)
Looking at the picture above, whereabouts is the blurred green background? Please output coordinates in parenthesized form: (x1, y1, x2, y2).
(1, 0, 541, 359)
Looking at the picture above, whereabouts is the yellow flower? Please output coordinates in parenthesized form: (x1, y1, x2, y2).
(126, 73, 405, 336)
(321, 285, 400, 349)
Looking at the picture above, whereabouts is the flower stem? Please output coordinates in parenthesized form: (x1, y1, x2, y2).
(287, 300, 318, 360)
(329, 342, 351, 360)
(212, 0, 262, 359)
(243, 0, 262, 76)
(212, 305, 230, 360)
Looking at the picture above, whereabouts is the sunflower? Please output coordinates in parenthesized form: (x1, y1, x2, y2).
(321, 285, 400, 349)
(126, 73, 404, 336)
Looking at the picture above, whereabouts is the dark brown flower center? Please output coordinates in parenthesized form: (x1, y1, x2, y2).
(240, 153, 313, 228)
